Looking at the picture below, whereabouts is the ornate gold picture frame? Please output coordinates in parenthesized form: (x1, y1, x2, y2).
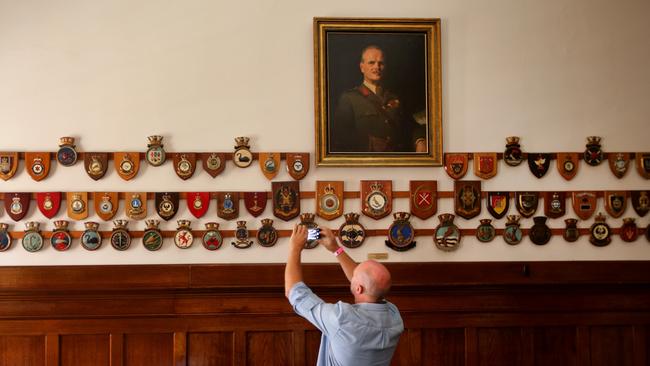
(314, 18, 442, 166)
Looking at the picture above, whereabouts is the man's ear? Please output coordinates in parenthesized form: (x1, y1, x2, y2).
(355, 284, 365, 295)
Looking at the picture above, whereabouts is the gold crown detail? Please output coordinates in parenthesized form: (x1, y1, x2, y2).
(59, 137, 75, 146)
(236, 221, 247, 228)
(370, 182, 383, 191)
(506, 215, 521, 224)
(147, 135, 164, 146)
(594, 212, 606, 222)
(479, 219, 492, 225)
(204, 222, 220, 230)
(506, 136, 520, 145)
(586, 136, 601, 145)
(0, 223, 8, 231)
(261, 218, 274, 226)
(176, 220, 192, 229)
(393, 212, 410, 221)
(113, 220, 129, 229)
(623, 217, 636, 224)
(145, 219, 160, 229)
(25, 221, 40, 231)
(84, 222, 99, 230)
(53, 220, 69, 230)
(344, 212, 360, 222)
(564, 218, 578, 225)
(234, 137, 250, 149)
(438, 213, 455, 223)
(300, 213, 315, 223)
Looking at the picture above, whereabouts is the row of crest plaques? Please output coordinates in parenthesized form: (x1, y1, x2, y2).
(446, 137, 650, 180)
(0, 181, 648, 222)
(1, 212, 648, 253)
(0, 136, 309, 181)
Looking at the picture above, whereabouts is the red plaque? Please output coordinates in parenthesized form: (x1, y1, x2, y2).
(572, 191, 597, 220)
(244, 192, 267, 217)
(444, 153, 468, 180)
(473, 153, 497, 179)
(36, 192, 61, 219)
(5, 192, 31, 221)
(187, 192, 210, 219)
(409, 180, 437, 220)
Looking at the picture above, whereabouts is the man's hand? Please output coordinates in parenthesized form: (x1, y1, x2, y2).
(319, 227, 339, 253)
(289, 224, 308, 253)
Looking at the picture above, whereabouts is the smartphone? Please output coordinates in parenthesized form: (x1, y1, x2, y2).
(307, 228, 321, 241)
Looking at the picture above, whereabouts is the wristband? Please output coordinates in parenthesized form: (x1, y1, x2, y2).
(333, 247, 345, 257)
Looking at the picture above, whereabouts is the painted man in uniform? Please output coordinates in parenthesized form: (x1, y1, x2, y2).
(332, 45, 426, 153)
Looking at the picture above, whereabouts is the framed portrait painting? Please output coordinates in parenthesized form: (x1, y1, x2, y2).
(314, 18, 442, 166)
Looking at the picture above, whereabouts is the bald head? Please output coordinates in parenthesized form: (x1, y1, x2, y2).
(352, 260, 392, 301)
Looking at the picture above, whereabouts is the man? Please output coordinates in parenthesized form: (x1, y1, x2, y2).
(285, 225, 404, 366)
(331, 45, 426, 153)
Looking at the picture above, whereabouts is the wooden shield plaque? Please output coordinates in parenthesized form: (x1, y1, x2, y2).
(201, 153, 226, 178)
(114, 152, 140, 181)
(272, 181, 300, 221)
(155, 192, 180, 221)
(259, 153, 281, 180)
(544, 191, 566, 219)
(36, 192, 62, 219)
(604, 191, 627, 218)
(361, 180, 392, 220)
(84, 152, 108, 180)
(5, 192, 31, 221)
(316, 181, 344, 220)
(25, 152, 51, 181)
(444, 153, 468, 180)
(173, 153, 197, 180)
(473, 153, 498, 179)
(454, 181, 481, 219)
(527, 153, 551, 178)
(409, 180, 437, 220)
(0, 152, 18, 181)
(244, 192, 267, 217)
(631, 190, 649, 217)
(557, 153, 579, 181)
(66, 192, 88, 220)
(216, 192, 240, 220)
(286, 153, 309, 180)
(608, 153, 630, 179)
(572, 191, 597, 220)
(125, 192, 147, 220)
(515, 191, 539, 218)
(94, 192, 119, 221)
(187, 192, 210, 219)
(636, 153, 650, 179)
(486, 191, 510, 219)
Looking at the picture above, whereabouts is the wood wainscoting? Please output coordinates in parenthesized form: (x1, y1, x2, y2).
(0, 261, 648, 365)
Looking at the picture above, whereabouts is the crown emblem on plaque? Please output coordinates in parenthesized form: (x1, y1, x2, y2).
(586, 136, 601, 145)
(145, 219, 160, 230)
(438, 213, 455, 224)
(623, 217, 636, 225)
(236, 220, 247, 228)
(344, 212, 360, 222)
(177, 220, 192, 230)
(113, 220, 129, 230)
(370, 182, 383, 191)
(205, 222, 220, 230)
(393, 212, 411, 221)
(506, 215, 521, 225)
(0, 223, 8, 231)
(594, 212, 606, 223)
(506, 136, 520, 145)
(261, 218, 274, 226)
(53, 220, 69, 230)
(25, 222, 40, 231)
(235, 137, 250, 149)
(147, 135, 163, 147)
(59, 137, 75, 147)
(323, 184, 334, 194)
(84, 222, 99, 231)
(300, 213, 315, 224)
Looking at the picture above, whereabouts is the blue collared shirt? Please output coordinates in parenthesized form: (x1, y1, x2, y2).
(289, 281, 404, 366)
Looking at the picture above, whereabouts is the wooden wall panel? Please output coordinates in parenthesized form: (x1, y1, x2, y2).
(246, 331, 293, 366)
(187, 332, 234, 366)
(0, 335, 44, 366)
(532, 327, 578, 366)
(304, 330, 321, 366)
(60, 334, 110, 366)
(589, 326, 635, 366)
(421, 328, 465, 366)
(477, 328, 526, 366)
(123, 333, 173, 366)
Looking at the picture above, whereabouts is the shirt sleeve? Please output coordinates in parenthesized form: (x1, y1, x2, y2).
(288, 281, 340, 336)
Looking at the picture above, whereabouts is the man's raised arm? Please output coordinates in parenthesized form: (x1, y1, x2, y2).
(320, 228, 357, 282)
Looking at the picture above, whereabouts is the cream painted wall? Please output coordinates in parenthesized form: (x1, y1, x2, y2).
(0, 0, 648, 265)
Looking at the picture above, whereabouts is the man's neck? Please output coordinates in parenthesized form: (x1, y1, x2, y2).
(363, 81, 381, 95)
